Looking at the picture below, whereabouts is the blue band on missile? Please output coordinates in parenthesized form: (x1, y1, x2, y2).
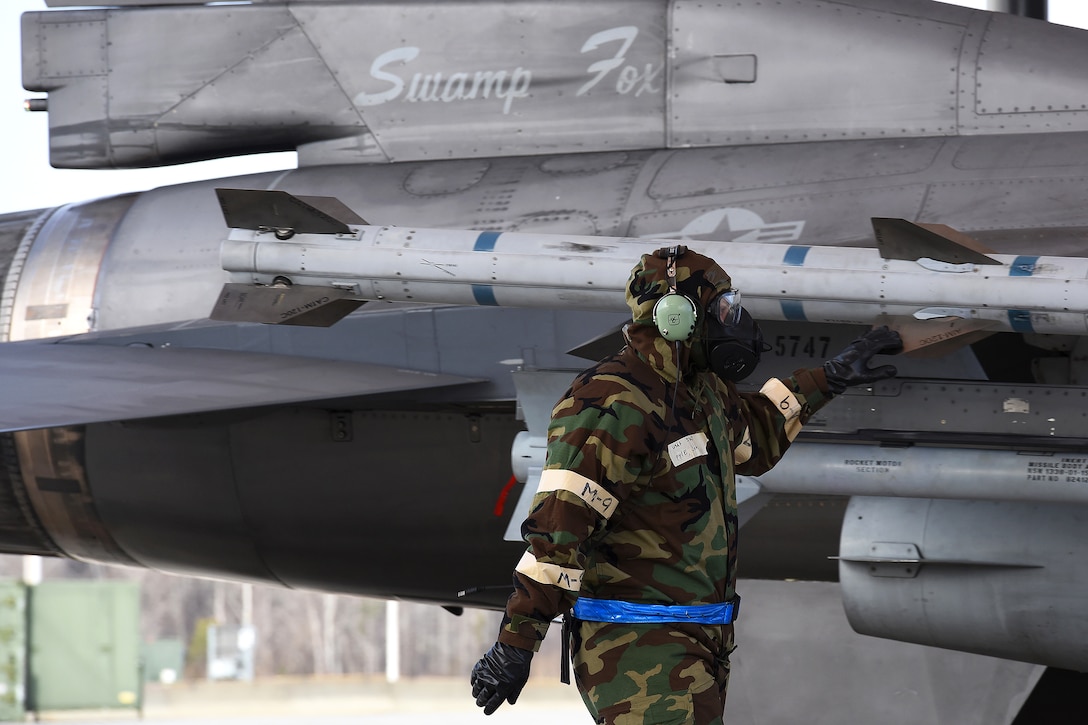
(781, 300, 807, 321)
(472, 232, 501, 304)
(474, 231, 502, 252)
(781, 249, 809, 318)
(1007, 257, 1038, 331)
(784, 246, 811, 266)
(1009, 256, 1038, 277)
(1008, 310, 1034, 333)
(472, 284, 499, 306)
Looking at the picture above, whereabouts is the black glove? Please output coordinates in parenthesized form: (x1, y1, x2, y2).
(823, 326, 903, 395)
(471, 641, 534, 715)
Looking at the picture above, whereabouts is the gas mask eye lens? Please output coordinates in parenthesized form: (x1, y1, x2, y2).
(710, 289, 742, 327)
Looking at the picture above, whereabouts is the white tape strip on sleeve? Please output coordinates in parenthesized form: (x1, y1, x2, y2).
(733, 426, 753, 464)
(759, 378, 803, 442)
(536, 469, 617, 520)
(515, 550, 582, 592)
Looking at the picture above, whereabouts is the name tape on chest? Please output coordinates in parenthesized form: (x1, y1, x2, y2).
(668, 431, 709, 468)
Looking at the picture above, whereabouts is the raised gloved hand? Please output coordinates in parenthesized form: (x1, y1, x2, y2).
(823, 326, 903, 395)
(471, 641, 534, 715)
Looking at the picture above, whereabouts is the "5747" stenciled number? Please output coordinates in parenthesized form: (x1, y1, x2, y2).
(774, 335, 831, 358)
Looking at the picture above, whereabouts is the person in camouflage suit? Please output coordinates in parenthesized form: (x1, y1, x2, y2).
(472, 246, 902, 724)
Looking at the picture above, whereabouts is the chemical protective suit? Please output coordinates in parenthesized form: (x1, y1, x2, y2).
(472, 246, 901, 724)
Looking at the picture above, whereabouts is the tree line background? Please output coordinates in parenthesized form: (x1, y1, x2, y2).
(0, 556, 566, 680)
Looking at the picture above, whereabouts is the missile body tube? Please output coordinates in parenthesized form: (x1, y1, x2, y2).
(747, 444, 1088, 505)
(220, 225, 1088, 335)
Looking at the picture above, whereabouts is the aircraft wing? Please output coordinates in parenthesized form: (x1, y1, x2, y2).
(0, 336, 478, 433)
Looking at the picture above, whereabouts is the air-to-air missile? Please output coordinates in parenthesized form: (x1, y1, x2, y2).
(211, 189, 1088, 350)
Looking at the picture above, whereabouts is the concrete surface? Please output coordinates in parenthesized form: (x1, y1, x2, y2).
(32, 675, 588, 724)
(28, 581, 1041, 724)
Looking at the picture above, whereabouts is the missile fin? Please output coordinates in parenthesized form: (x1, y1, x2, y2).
(210, 283, 364, 327)
(871, 218, 1001, 266)
(877, 314, 998, 357)
(292, 194, 368, 226)
(216, 188, 365, 234)
(566, 323, 626, 361)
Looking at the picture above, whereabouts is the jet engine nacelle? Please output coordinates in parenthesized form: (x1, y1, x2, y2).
(840, 496, 1088, 671)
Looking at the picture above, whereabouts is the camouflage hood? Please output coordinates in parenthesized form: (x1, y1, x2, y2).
(624, 246, 733, 383)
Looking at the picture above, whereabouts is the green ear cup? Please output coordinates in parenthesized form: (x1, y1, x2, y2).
(652, 293, 698, 341)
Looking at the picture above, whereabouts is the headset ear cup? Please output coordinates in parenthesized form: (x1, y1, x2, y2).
(653, 293, 698, 341)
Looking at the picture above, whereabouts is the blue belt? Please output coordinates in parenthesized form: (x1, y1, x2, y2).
(572, 596, 740, 625)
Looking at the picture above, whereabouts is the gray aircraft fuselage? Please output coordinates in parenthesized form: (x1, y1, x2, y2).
(5, 0, 1088, 684)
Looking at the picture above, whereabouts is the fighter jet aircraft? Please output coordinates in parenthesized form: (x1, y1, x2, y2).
(3, 0, 1087, 721)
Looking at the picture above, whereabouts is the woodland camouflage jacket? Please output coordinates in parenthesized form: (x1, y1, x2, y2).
(498, 248, 833, 651)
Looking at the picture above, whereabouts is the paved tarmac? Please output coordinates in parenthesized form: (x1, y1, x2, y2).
(27, 580, 1040, 725)
(35, 711, 588, 725)
(36, 712, 587, 725)
(32, 677, 589, 725)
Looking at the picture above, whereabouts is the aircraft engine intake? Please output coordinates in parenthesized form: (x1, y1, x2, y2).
(840, 496, 1088, 672)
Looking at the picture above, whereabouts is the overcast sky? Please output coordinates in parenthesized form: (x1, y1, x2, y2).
(1, 0, 1086, 215)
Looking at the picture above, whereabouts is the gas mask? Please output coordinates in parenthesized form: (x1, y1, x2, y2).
(703, 289, 767, 382)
